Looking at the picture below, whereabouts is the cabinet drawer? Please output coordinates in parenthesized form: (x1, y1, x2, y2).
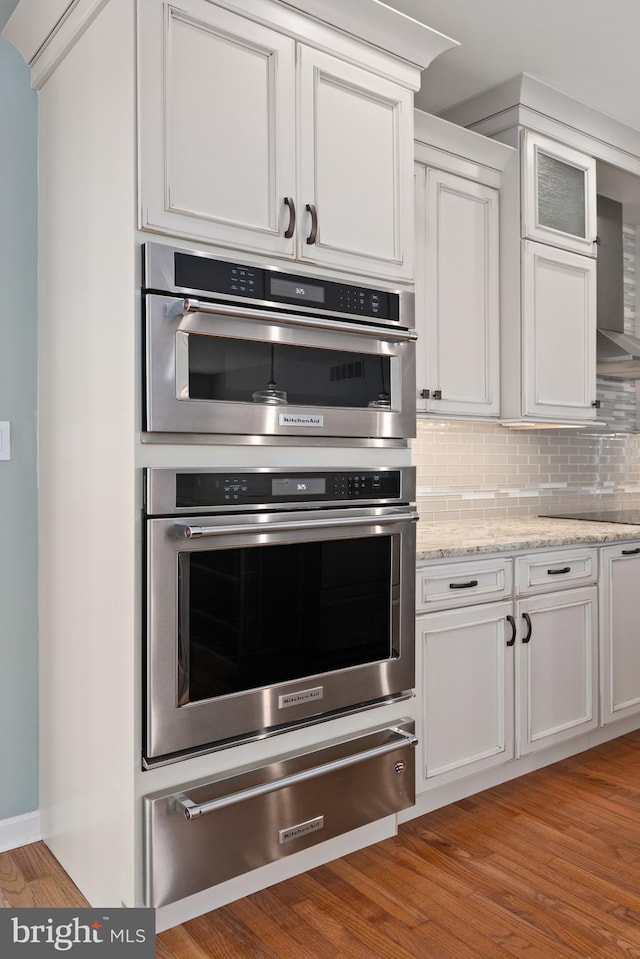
(416, 558, 513, 612)
(515, 548, 597, 595)
(144, 721, 416, 907)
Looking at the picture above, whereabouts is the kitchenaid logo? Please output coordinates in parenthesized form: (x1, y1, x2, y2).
(1, 909, 154, 956)
(279, 816, 325, 844)
(278, 413, 324, 427)
(279, 686, 324, 708)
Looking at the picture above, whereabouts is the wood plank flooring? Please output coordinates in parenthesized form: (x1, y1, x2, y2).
(3, 731, 640, 957)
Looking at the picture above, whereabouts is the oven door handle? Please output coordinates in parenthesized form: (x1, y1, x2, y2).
(177, 298, 418, 343)
(174, 727, 418, 821)
(182, 509, 419, 538)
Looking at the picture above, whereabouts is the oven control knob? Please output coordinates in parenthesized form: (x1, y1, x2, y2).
(394, 760, 407, 775)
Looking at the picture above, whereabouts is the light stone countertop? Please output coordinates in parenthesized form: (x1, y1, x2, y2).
(416, 516, 640, 563)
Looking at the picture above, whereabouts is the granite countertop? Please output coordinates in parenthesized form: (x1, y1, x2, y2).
(416, 516, 640, 563)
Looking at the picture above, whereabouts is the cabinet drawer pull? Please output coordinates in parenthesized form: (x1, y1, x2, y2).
(506, 615, 516, 647)
(305, 203, 318, 244)
(522, 612, 532, 644)
(547, 566, 571, 575)
(283, 197, 296, 239)
(448, 579, 479, 589)
(621, 548, 640, 555)
(174, 727, 418, 820)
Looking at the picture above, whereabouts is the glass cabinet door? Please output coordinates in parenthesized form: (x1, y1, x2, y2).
(521, 131, 597, 257)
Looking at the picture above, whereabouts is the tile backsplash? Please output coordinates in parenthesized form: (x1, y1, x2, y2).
(593, 222, 639, 431)
(412, 420, 640, 522)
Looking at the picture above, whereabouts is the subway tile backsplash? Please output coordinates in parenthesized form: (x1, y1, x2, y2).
(413, 221, 640, 523)
(412, 420, 640, 522)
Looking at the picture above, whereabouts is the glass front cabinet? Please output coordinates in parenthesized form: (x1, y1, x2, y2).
(521, 131, 597, 257)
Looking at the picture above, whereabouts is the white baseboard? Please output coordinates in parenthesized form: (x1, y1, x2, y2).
(0, 811, 41, 853)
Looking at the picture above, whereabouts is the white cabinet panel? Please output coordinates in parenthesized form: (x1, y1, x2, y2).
(139, 0, 413, 279)
(139, 0, 296, 255)
(416, 167, 499, 416)
(600, 543, 640, 724)
(516, 586, 598, 756)
(417, 601, 515, 788)
(297, 47, 413, 279)
(522, 241, 597, 420)
(515, 548, 597, 595)
(416, 557, 512, 613)
(522, 131, 597, 256)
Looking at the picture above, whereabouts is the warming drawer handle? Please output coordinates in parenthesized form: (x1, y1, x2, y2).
(182, 509, 419, 539)
(178, 299, 418, 342)
(174, 727, 418, 821)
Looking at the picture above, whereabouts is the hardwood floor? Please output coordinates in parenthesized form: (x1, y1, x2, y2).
(3, 731, 640, 957)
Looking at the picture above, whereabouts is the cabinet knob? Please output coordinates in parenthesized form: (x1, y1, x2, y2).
(283, 197, 296, 239)
(592, 400, 601, 409)
(420, 389, 430, 399)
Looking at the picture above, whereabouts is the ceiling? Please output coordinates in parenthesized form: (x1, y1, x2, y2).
(386, 0, 640, 132)
(2, 0, 640, 134)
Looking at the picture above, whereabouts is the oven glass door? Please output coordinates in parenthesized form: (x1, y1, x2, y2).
(184, 333, 392, 409)
(145, 294, 416, 438)
(178, 534, 394, 705)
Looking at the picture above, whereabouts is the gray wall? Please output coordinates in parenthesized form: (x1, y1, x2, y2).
(0, 34, 38, 820)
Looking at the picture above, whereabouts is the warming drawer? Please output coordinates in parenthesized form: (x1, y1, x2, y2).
(144, 720, 416, 907)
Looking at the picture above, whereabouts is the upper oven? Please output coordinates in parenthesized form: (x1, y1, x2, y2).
(142, 243, 416, 442)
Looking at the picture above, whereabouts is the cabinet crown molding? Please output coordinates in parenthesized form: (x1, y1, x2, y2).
(4, 0, 459, 91)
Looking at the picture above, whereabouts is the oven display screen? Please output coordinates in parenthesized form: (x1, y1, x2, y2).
(269, 277, 325, 304)
(272, 478, 326, 497)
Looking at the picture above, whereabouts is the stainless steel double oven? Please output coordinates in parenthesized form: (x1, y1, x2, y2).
(141, 243, 419, 904)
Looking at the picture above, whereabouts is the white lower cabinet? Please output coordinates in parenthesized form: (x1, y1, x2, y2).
(416, 547, 599, 793)
(600, 542, 640, 725)
(516, 586, 598, 756)
(417, 601, 515, 788)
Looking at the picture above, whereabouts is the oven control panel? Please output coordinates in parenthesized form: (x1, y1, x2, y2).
(145, 467, 416, 515)
(174, 470, 402, 509)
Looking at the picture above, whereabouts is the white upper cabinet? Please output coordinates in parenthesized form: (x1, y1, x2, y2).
(138, 0, 416, 280)
(521, 241, 597, 420)
(415, 165, 500, 417)
(297, 48, 413, 279)
(413, 113, 513, 420)
(521, 131, 597, 256)
(139, 0, 296, 257)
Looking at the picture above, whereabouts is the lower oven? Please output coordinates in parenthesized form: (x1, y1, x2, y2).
(144, 466, 417, 766)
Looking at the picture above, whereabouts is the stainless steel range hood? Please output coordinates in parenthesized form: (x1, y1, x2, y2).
(596, 194, 640, 378)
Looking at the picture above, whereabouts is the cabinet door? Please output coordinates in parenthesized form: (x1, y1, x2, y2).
(297, 46, 413, 281)
(600, 544, 640, 725)
(516, 586, 598, 757)
(522, 241, 597, 421)
(138, 0, 296, 255)
(416, 601, 515, 790)
(416, 166, 499, 417)
(521, 131, 597, 256)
